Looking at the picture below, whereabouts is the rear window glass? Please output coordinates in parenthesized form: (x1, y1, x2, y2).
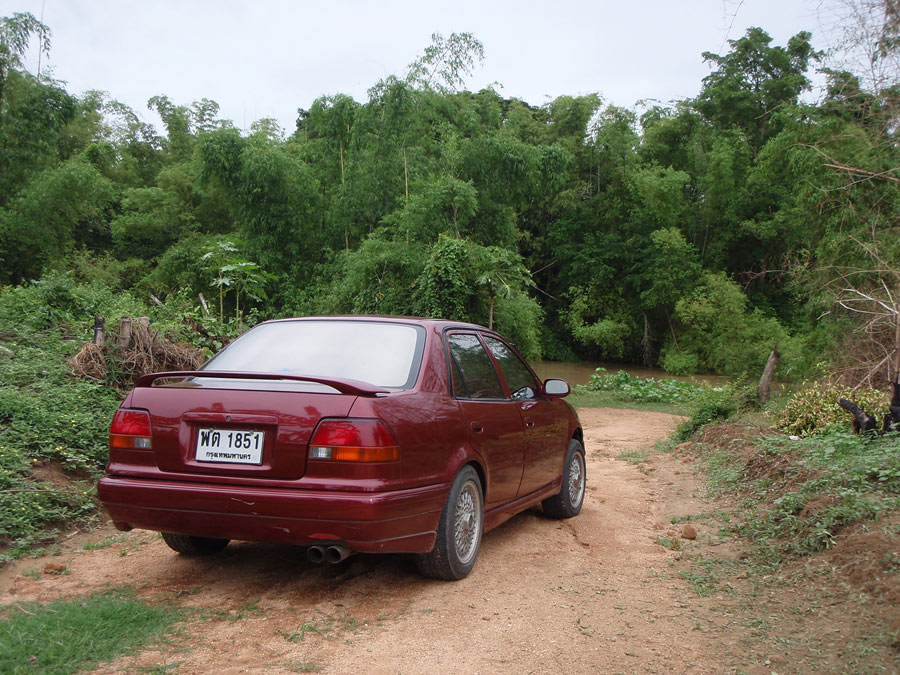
(202, 320, 424, 389)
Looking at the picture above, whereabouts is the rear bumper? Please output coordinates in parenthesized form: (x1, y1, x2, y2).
(97, 475, 449, 554)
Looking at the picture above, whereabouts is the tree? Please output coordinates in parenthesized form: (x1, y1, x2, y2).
(0, 72, 75, 204)
(0, 12, 50, 113)
(413, 233, 472, 320)
(696, 27, 819, 155)
(406, 32, 484, 94)
(472, 244, 534, 330)
(0, 158, 115, 282)
(200, 237, 271, 324)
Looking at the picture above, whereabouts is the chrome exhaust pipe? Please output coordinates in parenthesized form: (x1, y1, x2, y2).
(306, 545, 325, 564)
(325, 545, 354, 564)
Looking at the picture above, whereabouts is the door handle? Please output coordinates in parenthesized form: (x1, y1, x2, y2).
(524, 418, 535, 428)
(470, 421, 484, 433)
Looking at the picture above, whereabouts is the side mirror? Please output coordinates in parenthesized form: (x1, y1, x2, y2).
(543, 378, 570, 398)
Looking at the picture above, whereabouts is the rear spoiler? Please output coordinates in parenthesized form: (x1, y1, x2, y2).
(134, 371, 390, 397)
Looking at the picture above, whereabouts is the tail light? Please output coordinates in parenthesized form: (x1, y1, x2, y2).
(109, 409, 153, 450)
(308, 419, 399, 462)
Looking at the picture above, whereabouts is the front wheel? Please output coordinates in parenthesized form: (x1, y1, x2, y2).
(161, 532, 230, 556)
(415, 465, 483, 580)
(542, 439, 586, 518)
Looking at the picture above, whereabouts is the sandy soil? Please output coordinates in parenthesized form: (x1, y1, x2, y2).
(0, 408, 752, 674)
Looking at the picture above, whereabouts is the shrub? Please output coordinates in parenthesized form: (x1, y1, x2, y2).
(586, 368, 707, 404)
(672, 272, 794, 376)
(772, 381, 890, 436)
(660, 348, 699, 376)
(676, 386, 739, 440)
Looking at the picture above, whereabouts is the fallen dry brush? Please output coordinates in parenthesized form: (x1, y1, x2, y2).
(67, 317, 204, 386)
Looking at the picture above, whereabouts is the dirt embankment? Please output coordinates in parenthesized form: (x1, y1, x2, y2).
(4, 408, 891, 673)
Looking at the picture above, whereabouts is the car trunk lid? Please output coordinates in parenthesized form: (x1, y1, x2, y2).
(128, 373, 388, 480)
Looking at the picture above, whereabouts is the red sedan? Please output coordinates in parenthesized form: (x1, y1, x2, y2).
(97, 317, 585, 579)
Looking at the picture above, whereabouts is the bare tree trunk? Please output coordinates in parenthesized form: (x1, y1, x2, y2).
(641, 312, 654, 366)
(198, 293, 210, 316)
(757, 343, 780, 404)
(488, 288, 495, 330)
(666, 311, 680, 349)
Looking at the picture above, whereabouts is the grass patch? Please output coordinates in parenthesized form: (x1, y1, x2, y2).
(568, 387, 689, 414)
(0, 589, 183, 673)
(692, 426, 900, 563)
(618, 449, 651, 465)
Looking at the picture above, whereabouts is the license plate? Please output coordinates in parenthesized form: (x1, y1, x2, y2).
(196, 428, 264, 465)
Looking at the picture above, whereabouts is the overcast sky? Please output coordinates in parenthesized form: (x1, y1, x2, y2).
(2, 0, 837, 134)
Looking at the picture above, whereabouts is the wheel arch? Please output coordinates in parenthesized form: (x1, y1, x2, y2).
(465, 458, 487, 500)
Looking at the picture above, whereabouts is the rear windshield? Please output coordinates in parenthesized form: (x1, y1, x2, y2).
(202, 320, 425, 389)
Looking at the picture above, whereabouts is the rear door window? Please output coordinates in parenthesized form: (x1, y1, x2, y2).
(447, 333, 504, 399)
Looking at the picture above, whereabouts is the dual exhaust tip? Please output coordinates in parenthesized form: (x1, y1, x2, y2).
(306, 544, 353, 565)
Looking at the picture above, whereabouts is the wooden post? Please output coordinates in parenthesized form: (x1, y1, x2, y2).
(757, 342, 780, 404)
(92, 316, 105, 347)
(197, 293, 210, 316)
(117, 317, 133, 349)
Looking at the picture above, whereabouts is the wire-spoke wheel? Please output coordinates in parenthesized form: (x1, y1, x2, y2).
(453, 477, 482, 565)
(542, 439, 586, 518)
(416, 466, 484, 580)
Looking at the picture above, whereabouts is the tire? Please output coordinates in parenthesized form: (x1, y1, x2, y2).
(161, 532, 230, 556)
(542, 439, 586, 519)
(415, 465, 483, 580)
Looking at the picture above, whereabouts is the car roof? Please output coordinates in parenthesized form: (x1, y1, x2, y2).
(261, 315, 498, 334)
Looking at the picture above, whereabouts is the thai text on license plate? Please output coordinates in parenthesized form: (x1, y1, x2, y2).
(196, 428, 264, 465)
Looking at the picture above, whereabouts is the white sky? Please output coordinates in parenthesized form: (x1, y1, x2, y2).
(2, 0, 837, 134)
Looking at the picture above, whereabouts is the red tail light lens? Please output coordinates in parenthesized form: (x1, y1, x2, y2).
(309, 419, 399, 462)
(109, 409, 153, 450)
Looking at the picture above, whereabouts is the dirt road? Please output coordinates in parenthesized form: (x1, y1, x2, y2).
(1, 408, 744, 674)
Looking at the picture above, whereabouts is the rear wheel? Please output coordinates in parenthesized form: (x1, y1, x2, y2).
(542, 439, 586, 518)
(161, 532, 230, 556)
(415, 465, 483, 580)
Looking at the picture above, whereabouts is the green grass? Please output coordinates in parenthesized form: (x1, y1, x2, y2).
(567, 387, 689, 414)
(693, 427, 900, 563)
(0, 274, 170, 561)
(0, 589, 183, 674)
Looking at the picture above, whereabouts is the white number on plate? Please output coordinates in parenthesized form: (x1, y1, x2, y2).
(196, 428, 264, 465)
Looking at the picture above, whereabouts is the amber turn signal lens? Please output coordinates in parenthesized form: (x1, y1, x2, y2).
(331, 445, 399, 462)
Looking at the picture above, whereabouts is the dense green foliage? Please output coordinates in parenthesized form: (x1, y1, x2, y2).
(1, 11, 900, 558)
(0, 589, 183, 673)
(1, 18, 896, 374)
